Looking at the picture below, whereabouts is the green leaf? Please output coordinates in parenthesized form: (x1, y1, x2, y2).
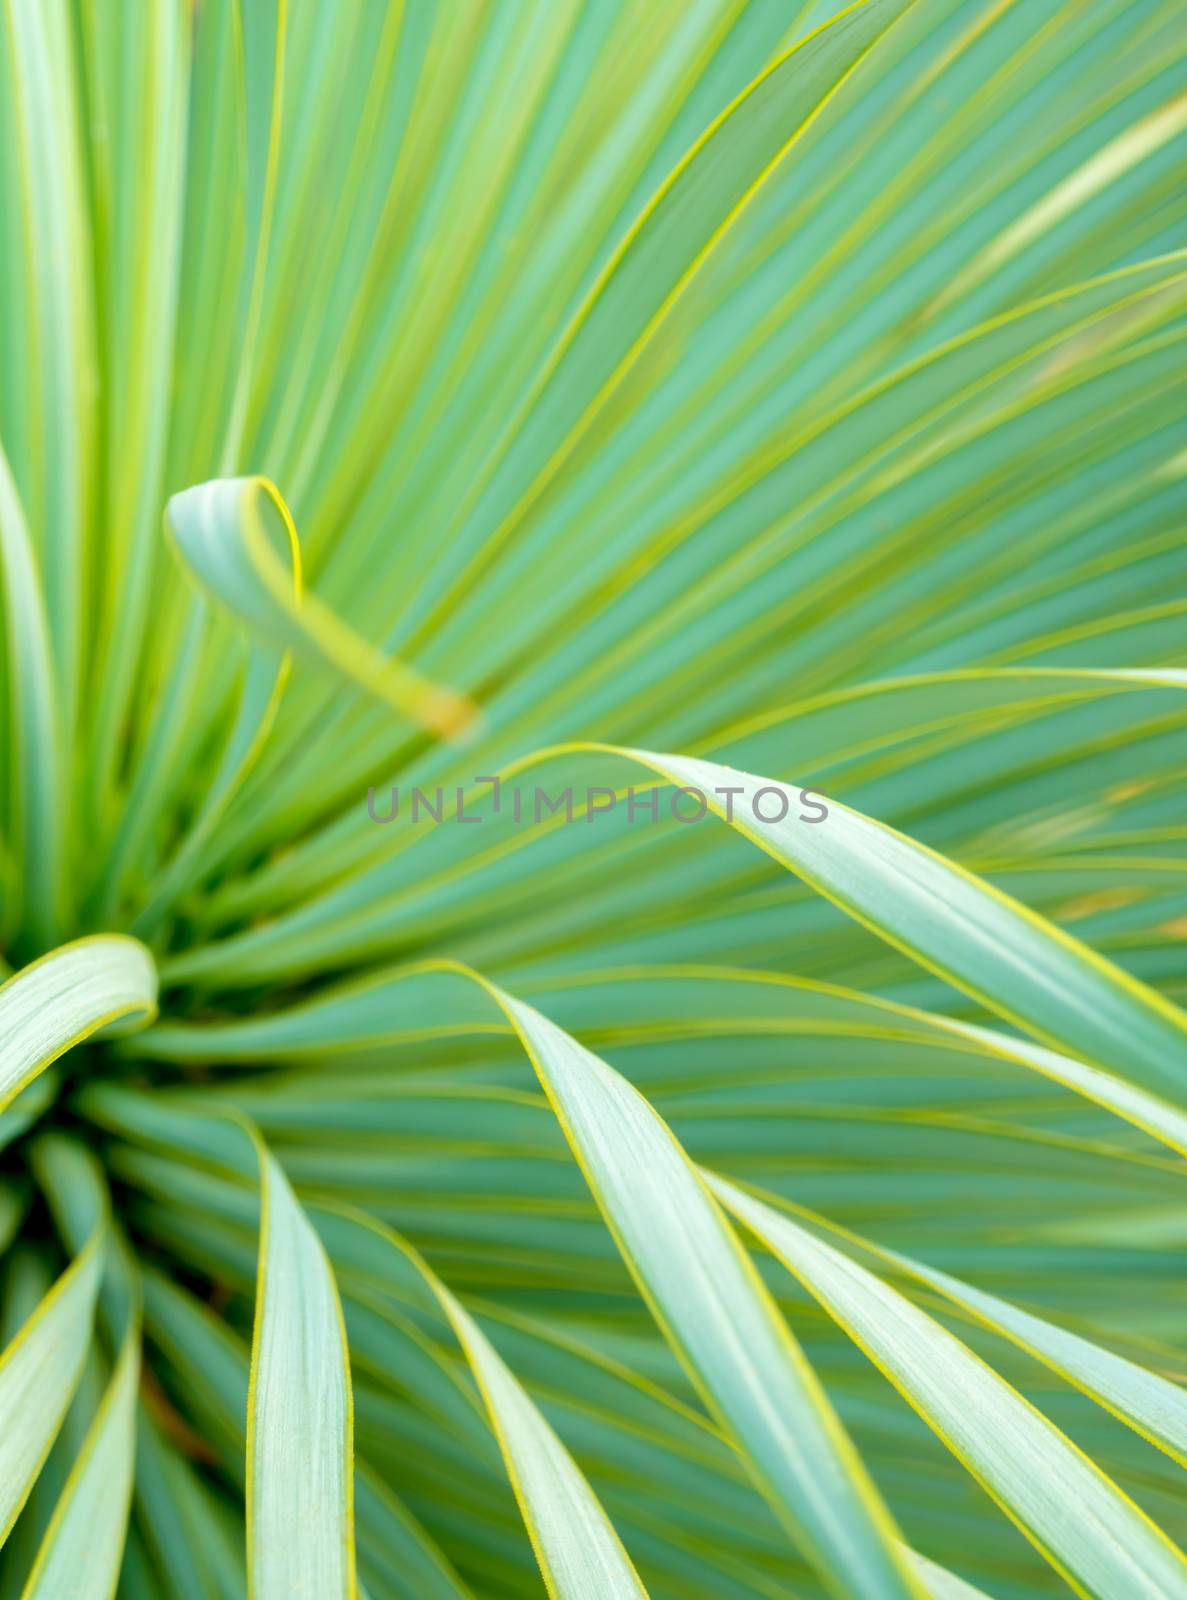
(906, 1550, 994, 1600)
(709, 1172, 1187, 1600)
(467, 972, 924, 1600)
(85, 1087, 625, 1598)
(0, 444, 65, 947)
(4, 1, 1187, 1594)
(76, 0, 189, 819)
(130, 634, 289, 941)
(165, 476, 475, 739)
(326, 1207, 648, 1600)
(0, 0, 94, 734)
(401, 0, 915, 638)
(139, 1254, 467, 1600)
(20, 1324, 139, 1600)
(610, 746, 1187, 1093)
(0, 1223, 105, 1544)
(247, 1132, 356, 1599)
(0, 938, 157, 1113)
(217, 0, 285, 471)
(833, 1206, 1187, 1469)
(320, 1201, 989, 1600)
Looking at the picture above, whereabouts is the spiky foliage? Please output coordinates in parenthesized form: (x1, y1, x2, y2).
(1, 1, 1186, 1596)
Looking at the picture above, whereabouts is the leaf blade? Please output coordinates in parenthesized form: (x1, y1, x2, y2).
(19, 1324, 139, 1600)
(0, 1228, 105, 1544)
(0, 937, 157, 1114)
(618, 747, 1187, 1094)
(478, 975, 925, 1600)
(247, 1139, 355, 1600)
(324, 1207, 648, 1600)
(165, 476, 475, 739)
(710, 1173, 1187, 1600)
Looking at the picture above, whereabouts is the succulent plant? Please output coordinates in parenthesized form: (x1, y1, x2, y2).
(1, 1, 1186, 1596)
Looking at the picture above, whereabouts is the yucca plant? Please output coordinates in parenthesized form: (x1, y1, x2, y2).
(1, 0, 1186, 1595)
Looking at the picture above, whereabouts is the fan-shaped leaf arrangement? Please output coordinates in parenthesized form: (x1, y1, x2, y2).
(1, 1, 1186, 1596)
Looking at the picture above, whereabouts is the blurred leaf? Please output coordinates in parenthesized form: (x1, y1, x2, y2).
(0, 1224, 105, 1544)
(20, 1324, 138, 1600)
(166, 477, 475, 739)
(0, 939, 157, 1112)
